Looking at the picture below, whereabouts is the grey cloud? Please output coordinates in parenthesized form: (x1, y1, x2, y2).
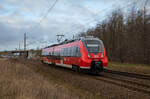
(0, 22, 22, 50)
(0, 0, 150, 51)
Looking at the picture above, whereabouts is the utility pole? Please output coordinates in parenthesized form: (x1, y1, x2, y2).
(19, 42, 20, 51)
(56, 34, 64, 43)
(24, 33, 26, 51)
(73, 35, 75, 39)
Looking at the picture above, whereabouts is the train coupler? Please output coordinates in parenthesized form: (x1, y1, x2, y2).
(91, 61, 103, 73)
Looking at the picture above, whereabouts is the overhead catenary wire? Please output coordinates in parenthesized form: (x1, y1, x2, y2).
(69, 0, 140, 37)
(29, 0, 59, 34)
(26, 0, 59, 50)
(30, 0, 140, 46)
(28, 0, 144, 49)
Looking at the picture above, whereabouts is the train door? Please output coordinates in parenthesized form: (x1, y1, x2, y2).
(52, 47, 55, 64)
(73, 46, 80, 65)
(61, 57, 63, 65)
(60, 49, 63, 65)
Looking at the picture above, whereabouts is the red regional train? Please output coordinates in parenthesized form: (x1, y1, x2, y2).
(41, 36, 108, 74)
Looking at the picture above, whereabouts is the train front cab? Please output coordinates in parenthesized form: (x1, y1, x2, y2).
(79, 38, 108, 73)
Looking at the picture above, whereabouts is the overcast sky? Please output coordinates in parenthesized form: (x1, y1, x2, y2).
(0, 0, 149, 51)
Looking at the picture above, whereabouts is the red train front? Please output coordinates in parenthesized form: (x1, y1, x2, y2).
(41, 36, 108, 74)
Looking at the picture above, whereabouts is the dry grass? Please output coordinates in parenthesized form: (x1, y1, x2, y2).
(0, 58, 95, 99)
(19, 59, 150, 99)
(1, 58, 150, 99)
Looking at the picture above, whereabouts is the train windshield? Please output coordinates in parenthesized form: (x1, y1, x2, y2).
(84, 40, 103, 53)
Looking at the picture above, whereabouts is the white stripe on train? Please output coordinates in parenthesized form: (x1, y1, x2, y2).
(45, 61, 90, 69)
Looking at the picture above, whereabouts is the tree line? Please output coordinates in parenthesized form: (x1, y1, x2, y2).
(79, 7, 150, 64)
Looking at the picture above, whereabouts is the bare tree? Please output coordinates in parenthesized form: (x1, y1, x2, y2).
(78, 5, 150, 64)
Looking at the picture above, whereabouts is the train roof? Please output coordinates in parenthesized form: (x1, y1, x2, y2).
(43, 36, 101, 49)
(44, 39, 79, 49)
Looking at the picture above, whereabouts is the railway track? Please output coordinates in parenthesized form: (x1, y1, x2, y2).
(104, 69, 150, 80)
(95, 76, 150, 95)
(93, 69, 150, 95)
(45, 65, 150, 95)
(28, 60, 150, 95)
(28, 61, 150, 97)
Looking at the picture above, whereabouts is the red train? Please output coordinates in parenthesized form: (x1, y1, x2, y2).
(41, 36, 108, 74)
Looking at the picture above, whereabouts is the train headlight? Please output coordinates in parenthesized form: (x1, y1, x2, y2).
(101, 53, 104, 58)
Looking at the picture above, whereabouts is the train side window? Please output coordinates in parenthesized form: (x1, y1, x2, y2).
(59, 51, 61, 56)
(54, 51, 55, 56)
(56, 52, 58, 56)
(70, 47, 72, 57)
(68, 47, 71, 57)
(66, 48, 68, 57)
(64, 48, 67, 57)
(61, 49, 63, 56)
(60, 49, 63, 56)
(71, 47, 75, 57)
(70, 47, 73, 57)
(65, 48, 67, 56)
(76, 47, 81, 57)
(72, 47, 74, 57)
(44, 51, 48, 56)
(57, 52, 59, 56)
(59, 50, 61, 56)
(74, 47, 76, 57)
(54, 52, 56, 56)
(79, 48, 81, 57)
(62, 49, 64, 56)
(69, 47, 71, 57)
(42, 51, 45, 56)
(62, 48, 65, 56)
(56, 51, 57, 56)
(69, 47, 72, 57)
(75, 47, 78, 57)
(56, 52, 57, 56)
(67, 48, 69, 57)
(71, 47, 74, 57)
(63, 48, 66, 56)
(42, 51, 44, 56)
(57, 51, 59, 56)
(53, 51, 55, 56)
(74, 46, 77, 57)
(51, 51, 53, 56)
